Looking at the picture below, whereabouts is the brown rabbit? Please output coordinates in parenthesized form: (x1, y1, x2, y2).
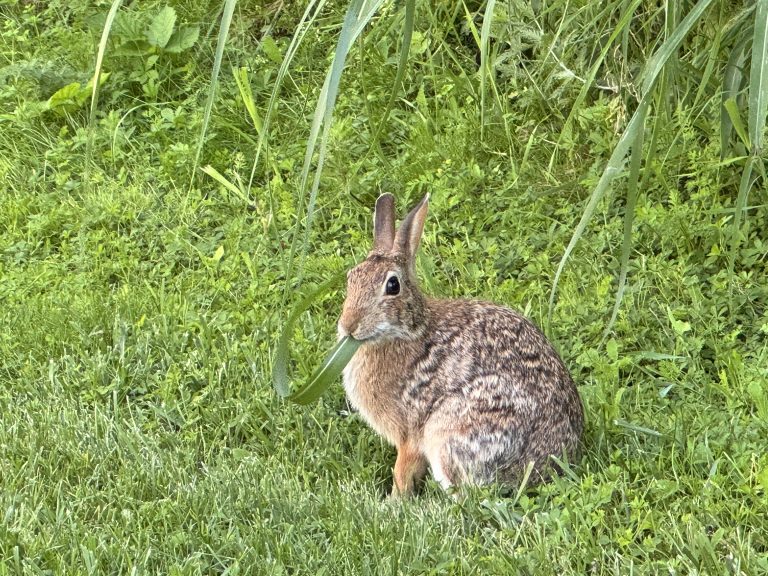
(338, 194, 583, 496)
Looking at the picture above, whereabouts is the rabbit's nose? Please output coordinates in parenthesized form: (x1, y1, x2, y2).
(339, 310, 361, 337)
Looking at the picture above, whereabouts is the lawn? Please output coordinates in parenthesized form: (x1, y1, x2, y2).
(1, 0, 767, 574)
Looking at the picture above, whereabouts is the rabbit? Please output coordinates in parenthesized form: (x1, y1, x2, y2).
(338, 193, 584, 496)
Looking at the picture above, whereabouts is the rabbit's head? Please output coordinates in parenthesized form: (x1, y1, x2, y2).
(338, 194, 429, 342)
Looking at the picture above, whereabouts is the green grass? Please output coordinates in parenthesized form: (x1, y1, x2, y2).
(1, 0, 767, 574)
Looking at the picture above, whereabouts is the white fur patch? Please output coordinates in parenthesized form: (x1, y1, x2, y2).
(429, 460, 453, 491)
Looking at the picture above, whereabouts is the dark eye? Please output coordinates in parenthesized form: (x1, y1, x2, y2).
(385, 275, 400, 295)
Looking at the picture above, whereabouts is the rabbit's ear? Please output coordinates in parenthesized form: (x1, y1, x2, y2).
(373, 193, 396, 252)
(395, 194, 429, 265)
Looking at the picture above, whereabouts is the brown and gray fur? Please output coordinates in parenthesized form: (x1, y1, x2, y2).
(338, 193, 583, 496)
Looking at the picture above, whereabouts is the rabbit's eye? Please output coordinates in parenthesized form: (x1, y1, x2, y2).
(385, 275, 400, 296)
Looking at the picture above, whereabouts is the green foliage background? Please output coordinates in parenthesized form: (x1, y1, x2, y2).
(0, 0, 766, 573)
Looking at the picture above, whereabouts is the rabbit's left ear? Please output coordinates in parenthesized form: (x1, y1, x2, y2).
(373, 193, 396, 252)
(395, 194, 429, 265)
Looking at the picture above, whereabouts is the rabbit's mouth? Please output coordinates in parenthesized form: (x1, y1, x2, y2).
(340, 328, 378, 342)
(338, 321, 367, 342)
(355, 321, 413, 343)
(339, 320, 393, 342)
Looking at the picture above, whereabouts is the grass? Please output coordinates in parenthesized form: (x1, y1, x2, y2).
(1, 0, 767, 574)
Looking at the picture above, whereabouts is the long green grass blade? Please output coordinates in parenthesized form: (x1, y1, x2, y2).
(602, 99, 647, 341)
(638, 0, 716, 95)
(190, 0, 237, 189)
(461, 1, 481, 50)
(510, 461, 535, 506)
(692, 16, 722, 109)
(233, 66, 263, 137)
(247, 0, 328, 192)
(289, 336, 362, 405)
(614, 418, 662, 438)
(362, 0, 415, 164)
(479, 0, 497, 141)
(548, 107, 639, 323)
(200, 164, 250, 205)
(724, 97, 750, 148)
(272, 272, 347, 401)
(728, 1, 768, 284)
(721, 35, 749, 159)
(661, 0, 681, 99)
(462, 0, 505, 144)
(728, 155, 758, 278)
(86, 0, 123, 186)
(283, 0, 384, 300)
(548, 0, 717, 323)
(748, 0, 768, 155)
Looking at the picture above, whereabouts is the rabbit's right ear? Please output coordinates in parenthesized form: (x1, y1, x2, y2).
(373, 193, 396, 252)
(394, 193, 429, 269)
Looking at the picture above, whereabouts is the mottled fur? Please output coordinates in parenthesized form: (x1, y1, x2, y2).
(338, 194, 584, 496)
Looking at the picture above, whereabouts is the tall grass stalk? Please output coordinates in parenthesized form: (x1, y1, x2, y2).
(479, 0, 497, 142)
(728, 0, 768, 279)
(602, 99, 646, 342)
(358, 0, 415, 169)
(721, 31, 750, 160)
(747, 0, 768, 152)
(86, 0, 123, 188)
(190, 0, 236, 191)
(280, 0, 384, 301)
(246, 0, 329, 193)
